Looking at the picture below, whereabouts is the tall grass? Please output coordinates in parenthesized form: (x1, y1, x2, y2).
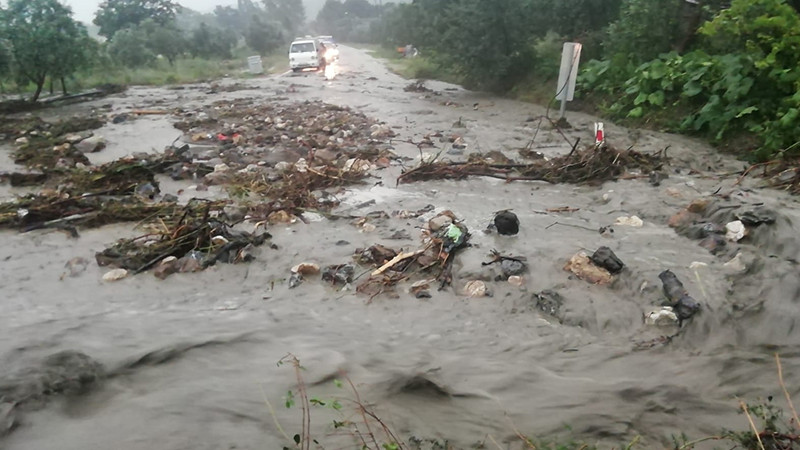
(1, 50, 288, 99)
(74, 52, 288, 89)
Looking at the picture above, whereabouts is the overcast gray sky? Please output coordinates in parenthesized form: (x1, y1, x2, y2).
(62, 0, 239, 23)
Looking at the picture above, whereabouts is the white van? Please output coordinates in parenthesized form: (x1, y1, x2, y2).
(289, 39, 322, 72)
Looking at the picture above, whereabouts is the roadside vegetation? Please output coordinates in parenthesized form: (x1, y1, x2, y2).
(0, 0, 305, 100)
(366, 0, 800, 161)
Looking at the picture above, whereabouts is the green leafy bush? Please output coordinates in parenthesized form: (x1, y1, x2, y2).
(580, 0, 800, 160)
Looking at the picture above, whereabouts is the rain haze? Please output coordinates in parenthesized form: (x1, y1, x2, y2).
(2, 1, 800, 450)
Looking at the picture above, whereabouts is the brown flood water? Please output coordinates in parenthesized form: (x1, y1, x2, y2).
(1, 46, 799, 449)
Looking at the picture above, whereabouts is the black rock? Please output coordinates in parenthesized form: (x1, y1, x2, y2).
(534, 290, 563, 318)
(685, 222, 725, 240)
(674, 294, 701, 321)
(494, 210, 519, 236)
(289, 272, 303, 289)
(111, 113, 129, 124)
(415, 290, 432, 299)
(658, 270, 686, 303)
(500, 259, 526, 277)
(322, 264, 355, 285)
(589, 247, 624, 274)
(737, 208, 777, 226)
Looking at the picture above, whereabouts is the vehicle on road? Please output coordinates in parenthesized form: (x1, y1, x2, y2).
(317, 35, 339, 61)
(289, 38, 324, 72)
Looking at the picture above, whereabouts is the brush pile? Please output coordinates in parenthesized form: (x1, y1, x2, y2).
(398, 144, 665, 185)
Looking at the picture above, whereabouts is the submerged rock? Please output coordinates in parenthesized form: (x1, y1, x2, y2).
(0, 350, 105, 409)
(534, 290, 563, 317)
(699, 234, 727, 254)
(658, 270, 701, 321)
(590, 247, 624, 274)
(564, 251, 613, 285)
(322, 264, 355, 285)
(292, 262, 320, 275)
(645, 307, 679, 327)
(494, 210, 519, 236)
(507, 275, 525, 287)
(74, 135, 106, 153)
(464, 280, 488, 297)
(500, 258, 526, 277)
(725, 220, 747, 242)
(737, 208, 776, 226)
(102, 268, 128, 281)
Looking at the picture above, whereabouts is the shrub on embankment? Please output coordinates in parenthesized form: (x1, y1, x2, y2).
(372, 0, 800, 161)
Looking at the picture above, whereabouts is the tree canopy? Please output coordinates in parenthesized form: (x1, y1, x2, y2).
(94, 0, 180, 39)
(0, 0, 92, 101)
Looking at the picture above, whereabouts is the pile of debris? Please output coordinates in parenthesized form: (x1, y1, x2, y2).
(0, 145, 199, 232)
(173, 98, 397, 172)
(96, 199, 269, 278)
(288, 210, 471, 300)
(398, 144, 664, 185)
(738, 157, 800, 195)
(2, 116, 105, 169)
(0, 99, 404, 280)
(404, 80, 440, 96)
(668, 198, 776, 256)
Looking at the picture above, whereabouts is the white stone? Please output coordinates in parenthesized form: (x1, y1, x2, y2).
(102, 268, 129, 281)
(614, 215, 643, 227)
(724, 252, 747, 273)
(645, 307, 679, 326)
(464, 280, 487, 298)
(725, 220, 746, 242)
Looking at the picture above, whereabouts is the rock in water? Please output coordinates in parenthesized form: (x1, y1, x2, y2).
(658, 270, 701, 321)
(494, 210, 519, 235)
(564, 252, 613, 285)
(464, 280, 487, 297)
(500, 259, 526, 277)
(102, 268, 128, 281)
(590, 247, 624, 274)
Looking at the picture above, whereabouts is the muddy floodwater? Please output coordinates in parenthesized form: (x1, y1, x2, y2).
(1, 47, 799, 449)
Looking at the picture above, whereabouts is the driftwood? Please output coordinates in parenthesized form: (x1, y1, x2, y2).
(371, 249, 427, 276)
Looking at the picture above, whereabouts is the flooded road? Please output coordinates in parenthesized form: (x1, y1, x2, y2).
(1, 46, 799, 449)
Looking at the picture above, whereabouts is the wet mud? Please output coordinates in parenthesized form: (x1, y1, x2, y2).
(1, 46, 800, 449)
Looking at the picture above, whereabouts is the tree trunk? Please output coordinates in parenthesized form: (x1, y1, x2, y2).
(31, 77, 45, 102)
(61, 77, 67, 95)
(676, 0, 704, 53)
(49, 78, 54, 95)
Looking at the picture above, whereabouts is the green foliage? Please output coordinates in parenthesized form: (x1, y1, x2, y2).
(214, 5, 248, 34)
(603, 0, 685, 62)
(94, 0, 179, 39)
(374, 0, 624, 92)
(108, 27, 157, 68)
(262, 0, 305, 40)
(0, 0, 93, 101)
(0, 40, 10, 81)
(189, 23, 236, 59)
(313, 0, 383, 43)
(139, 19, 186, 65)
(531, 31, 566, 80)
(581, 0, 800, 160)
(245, 14, 286, 56)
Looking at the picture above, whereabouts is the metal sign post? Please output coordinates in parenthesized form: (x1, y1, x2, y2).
(556, 42, 582, 119)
